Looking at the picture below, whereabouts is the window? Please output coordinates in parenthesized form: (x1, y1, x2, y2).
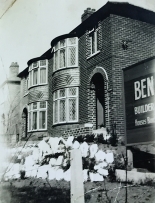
(89, 28, 99, 55)
(28, 59, 48, 88)
(28, 101, 47, 131)
(53, 37, 78, 72)
(53, 87, 78, 124)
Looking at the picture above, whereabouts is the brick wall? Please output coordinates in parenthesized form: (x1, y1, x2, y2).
(79, 17, 113, 130)
(110, 14, 155, 136)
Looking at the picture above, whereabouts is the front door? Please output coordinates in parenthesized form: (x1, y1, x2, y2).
(92, 73, 105, 129)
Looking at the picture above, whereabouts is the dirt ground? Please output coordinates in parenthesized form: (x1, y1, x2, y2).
(0, 178, 155, 203)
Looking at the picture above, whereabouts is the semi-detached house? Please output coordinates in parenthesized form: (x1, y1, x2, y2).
(17, 2, 155, 141)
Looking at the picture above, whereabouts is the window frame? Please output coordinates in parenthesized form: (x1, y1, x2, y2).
(53, 37, 78, 72)
(28, 101, 47, 132)
(53, 87, 79, 125)
(28, 59, 48, 88)
(88, 27, 100, 57)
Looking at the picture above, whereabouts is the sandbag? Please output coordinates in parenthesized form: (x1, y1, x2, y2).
(95, 150, 106, 162)
(105, 152, 114, 163)
(89, 172, 104, 182)
(63, 168, 71, 182)
(80, 142, 89, 157)
(97, 168, 108, 176)
(89, 144, 98, 158)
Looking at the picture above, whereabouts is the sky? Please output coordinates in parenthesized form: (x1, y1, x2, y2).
(0, 0, 155, 83)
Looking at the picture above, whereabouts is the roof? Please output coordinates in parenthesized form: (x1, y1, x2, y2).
(17, 67, 28, 78)
(70, 1, 155, 37)
(18, 1, 155, 77)
(27, 48, 52, 66)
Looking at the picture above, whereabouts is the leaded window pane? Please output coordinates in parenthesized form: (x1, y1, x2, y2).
(68, 37, 76, 45)
(40, 101, 46, 108)
(40, 60, 46, 66)
(55, 42, 59, 50)
(68, 87, 77, 96)
(33, 62, 38, 68)
(29, 64, 32, 71)
(32, 112, 37, 130)
(59, 100, 66, 122)
(60, 39, 66, 48)
(69, 98, 77, 121)
(40, 68, 46, 83)
(33, 69, 38, 85)
(55, 51, 58, 70)
(33, 102, 37, 109)
(55, 91, 58, 99)
(29, 112, 31, 130)
(29, 71, 32, 87)
(68, 46, 76, 66)
(54, 101, 58, 123)
(60, 48, 66, 68)
(39, 111, 46, 129)
(59, 89, 65, 97)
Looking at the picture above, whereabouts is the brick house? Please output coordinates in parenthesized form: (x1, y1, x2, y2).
(0, 62, 21, 142)
(18, 2, 155, 141)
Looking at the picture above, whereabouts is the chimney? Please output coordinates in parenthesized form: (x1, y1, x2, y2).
(9, 62, 19, 78)
(81, 8, 96, 22)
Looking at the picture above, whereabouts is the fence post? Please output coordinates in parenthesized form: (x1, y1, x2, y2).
(71, 149, 85, 203)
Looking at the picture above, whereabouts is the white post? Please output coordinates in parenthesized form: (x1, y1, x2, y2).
(127, 149, 133, 170)
(71, 149, 85, 203)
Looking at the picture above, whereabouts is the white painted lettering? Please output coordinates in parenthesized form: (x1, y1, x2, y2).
(134, 76, 154, 100)
(134, 81, 141, 100)
(134, 103, 155, 115)
(147, 76, 154, 97)
(141, 78, 146, 98)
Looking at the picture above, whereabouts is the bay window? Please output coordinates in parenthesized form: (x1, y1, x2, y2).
(28, 59, 48, 88)
(53, 87, 78, 124)
(53, 37, 78, 72)
(28, 101, 47, 131)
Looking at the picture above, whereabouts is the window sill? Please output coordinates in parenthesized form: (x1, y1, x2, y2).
(28, 83, 48, 90)
(53, 121, 79, 127)
(52, 66, 78, 75)
(86, 50, 100, 60)
(28, 129, 47, 132)
(23, 93, 28, 97)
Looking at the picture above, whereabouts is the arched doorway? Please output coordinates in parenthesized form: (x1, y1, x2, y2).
(22, 108, 28, 138)
(91, 73, 105, 129)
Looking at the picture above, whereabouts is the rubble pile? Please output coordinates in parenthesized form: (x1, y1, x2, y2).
(3, 135, 115, 182)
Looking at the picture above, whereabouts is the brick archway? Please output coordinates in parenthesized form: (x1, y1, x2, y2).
(87, 67, 109, 129)
(89, 67, 108, 86)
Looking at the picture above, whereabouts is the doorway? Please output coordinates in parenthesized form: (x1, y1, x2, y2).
(91, 73, 105, 129)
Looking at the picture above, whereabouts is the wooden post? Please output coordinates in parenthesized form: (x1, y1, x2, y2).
(71, 149, 85, 203)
